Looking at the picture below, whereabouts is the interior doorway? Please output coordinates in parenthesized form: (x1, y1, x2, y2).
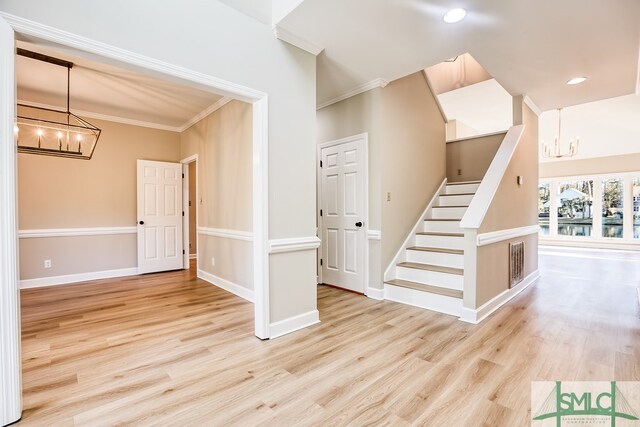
(317, 133, 369, 294)
(182, 155, 198, 269)
(0, 15, 270, 425)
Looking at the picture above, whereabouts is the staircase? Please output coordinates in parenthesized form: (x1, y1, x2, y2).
(384, 180, 481, 317)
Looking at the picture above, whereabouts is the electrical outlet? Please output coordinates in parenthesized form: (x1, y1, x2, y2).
(457, 169, 462, 176)
(387, 192, 391, 202)
(211, 257, 215, 267)
(44, 259, 52, 269)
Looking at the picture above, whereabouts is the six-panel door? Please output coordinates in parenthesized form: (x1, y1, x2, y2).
(137, 160, 184, 274)
(320, 138, 366, 293)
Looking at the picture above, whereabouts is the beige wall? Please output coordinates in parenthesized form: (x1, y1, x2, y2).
(188, 161, 197, 255)
(472, 101, 539, 307)
(379, 72, 446, 269)
(19, 235, 136, 280)
(180, 100, 254, 291)
(317, 72, 446, 289)
(446, 132, 505, 183)
(18, 117, 181, 280)
(475, 233, 538, 306)
(540, 153, 640, 178)
(18, 117, 181, 229)
(479, 104, 539, 233)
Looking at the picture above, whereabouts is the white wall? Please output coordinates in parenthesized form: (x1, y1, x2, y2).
(439, 79, 513, 140)
(0, 0, 317, 324)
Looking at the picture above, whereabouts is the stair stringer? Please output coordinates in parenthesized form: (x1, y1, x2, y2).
(383, 178, 448, 282)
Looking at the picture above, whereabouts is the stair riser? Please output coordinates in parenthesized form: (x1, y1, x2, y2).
(429, 207, 467, 219)
(445, 183, 480, 195)
(396, 267, 463, 290)
(438, 194, 473, 206)
(423, 220, 461, 233)
(385, 284, 463, 317)
(406, 250, 464, 269)
(415, 234, 464, 250)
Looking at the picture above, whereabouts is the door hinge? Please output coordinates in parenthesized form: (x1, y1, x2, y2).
(182, 211, 185, 216)
(320, 160, 323, 168)
(183, 250, 185, 255)
(182, 173, 185, 179)
(320, 259, 323, 266)
(320, 209, 323, 217)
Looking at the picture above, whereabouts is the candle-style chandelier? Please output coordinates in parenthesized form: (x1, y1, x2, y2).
(542, 107, 579, 159)
(15, 48, 101, 160)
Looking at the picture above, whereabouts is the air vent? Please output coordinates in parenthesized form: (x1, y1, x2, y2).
(509, 241, 525, 288)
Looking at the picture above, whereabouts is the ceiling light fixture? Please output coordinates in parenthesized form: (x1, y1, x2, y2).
(15, 48, 101, 160)
(566, 77, 587, 85)
(542, 108, 579, 159)
(443, 8, 466, 24)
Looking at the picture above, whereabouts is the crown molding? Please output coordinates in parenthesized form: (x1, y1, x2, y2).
(317, 78, 389, 110)
(273, 26, 323, 56)
(523, 95, 543, 117)
(17, 99, 183, 132)
(178, 97, 231, 132)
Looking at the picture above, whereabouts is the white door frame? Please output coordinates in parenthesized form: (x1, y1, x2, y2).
(317, 133, 369, 294)
(0, 14, 271, 422)
(181, 154, 198, 270)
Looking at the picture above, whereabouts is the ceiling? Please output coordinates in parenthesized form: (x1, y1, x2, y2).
(539, 93, 640, 162)
(425, 53, 492, 95)
(16, 40, 226, 132)
(276, 0, 640, 110)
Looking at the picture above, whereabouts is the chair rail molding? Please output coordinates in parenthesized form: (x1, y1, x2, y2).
(197, 227, 254, 242)
(476, 225, 540, 246)
(19, 226, 137, 239)
(269, 236, 321, 254)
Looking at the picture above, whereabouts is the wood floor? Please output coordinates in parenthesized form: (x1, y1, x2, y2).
(17, 249, 640, 426)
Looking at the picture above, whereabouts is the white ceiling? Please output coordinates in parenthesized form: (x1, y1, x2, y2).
(439, 79, 513, 139)
(16, 41, 226, 131)
(539, 93, 640, 162)
(277, 0, 640, 111)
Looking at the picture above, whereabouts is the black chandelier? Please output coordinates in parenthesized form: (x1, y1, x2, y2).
(15, 48, 101, 160)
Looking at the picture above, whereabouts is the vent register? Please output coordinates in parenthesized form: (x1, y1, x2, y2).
(509, 241, 525, 287)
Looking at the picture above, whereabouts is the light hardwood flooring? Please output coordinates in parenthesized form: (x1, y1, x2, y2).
(17, 249, 640, 426)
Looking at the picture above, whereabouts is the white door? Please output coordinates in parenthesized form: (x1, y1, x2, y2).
(320, 137, 366, 293)
(137, 160, 184, 274)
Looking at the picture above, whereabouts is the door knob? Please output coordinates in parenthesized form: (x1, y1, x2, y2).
(139, 220, 145, 225)
(355, 221, 363, 228)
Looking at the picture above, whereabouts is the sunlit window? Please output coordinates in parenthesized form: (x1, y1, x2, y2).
(557, 180, 593, 237)
(602, 178, 624, 239)
(538, 183, 550, 235)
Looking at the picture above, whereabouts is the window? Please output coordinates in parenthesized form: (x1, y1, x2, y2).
(602, 178, 623, 238)
(538, 183, 550, 235)
(557, 180, 593, 237)
(633, 178, 640, 239)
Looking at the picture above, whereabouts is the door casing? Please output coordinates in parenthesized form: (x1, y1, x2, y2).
(317, 133, 370, 295)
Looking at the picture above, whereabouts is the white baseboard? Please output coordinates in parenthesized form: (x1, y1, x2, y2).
(197, 269, 254, 303)
(459, 269, 540, 324)
(20, 267, 138, 289)
(269, 309, 320, 339)
(366, 286, 385, 300)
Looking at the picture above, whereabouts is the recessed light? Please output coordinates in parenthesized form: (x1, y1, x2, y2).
(443, 8, 466, 24)
(567, 77, 587, 85)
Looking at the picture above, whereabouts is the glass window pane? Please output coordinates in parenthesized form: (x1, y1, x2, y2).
(538, 183, 550, 235)
(633, 178, 640, 239)
(602, 178, 624, 238)
(557, 180, 593, 237)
